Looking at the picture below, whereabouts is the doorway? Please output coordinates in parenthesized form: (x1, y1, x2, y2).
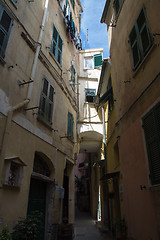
(63, 175, 69, 222)
(27, 178, 46, 240)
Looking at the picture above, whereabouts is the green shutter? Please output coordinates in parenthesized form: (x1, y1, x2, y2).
(57, 35, 63, 65)
(71, 0, 75, 10)
(129, 7, 153, 71)
(51, 25, 63, 66)
(12, 0, 17, 3)
(39, 78, 48, 118)
(47, 86, 54, 123)
(143, 102, 160, 185)
(39, 78, 54, 125)
(94, 54, 102, 68)
(51, 25, 58, 57)
(71, 65, 75, 90)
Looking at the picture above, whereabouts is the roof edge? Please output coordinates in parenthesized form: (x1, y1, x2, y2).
(101, 0, 111, 23)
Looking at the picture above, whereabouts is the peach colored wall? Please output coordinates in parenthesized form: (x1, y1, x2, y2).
(75, 152, 88, 179)
(120, 119, 158, 240)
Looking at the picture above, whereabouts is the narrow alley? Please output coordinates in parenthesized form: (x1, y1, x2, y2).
(74, 207, 113, 240)
(0, 0, 160, 239)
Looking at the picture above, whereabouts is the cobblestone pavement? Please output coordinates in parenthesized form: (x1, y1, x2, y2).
(74, 208, 113, 240)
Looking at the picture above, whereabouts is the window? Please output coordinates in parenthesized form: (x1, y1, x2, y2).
(129, 7, 153, 71)
(51, 25, 63, 66)
(71, 64, 76, 90)
(94, 53, 103, 68)
(8, 162, 20, 186)
(99, 75, 114, 111)
(0, 4, 13, 58)
(4, 156, 26, 188)
(85, 88, 96, 103)
(84, 57, 93, 69)
(113, 0, 124, 17)
(33, 153, 50, 177)
(68, 112, 74, 140)
(142, 102, 160, 185)
(70, 0, 75, 10)
(107, 76, 114, 113)
(38, 78, 54, 126)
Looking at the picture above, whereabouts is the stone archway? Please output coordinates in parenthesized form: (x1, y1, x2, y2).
(27, 152, 55, 240)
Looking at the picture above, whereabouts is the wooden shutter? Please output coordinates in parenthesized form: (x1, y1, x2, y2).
(129, 25, 141, 70)
(71, 64, 75, 90)
(129, 7, 153, 71)
(68, 112, 74, 139)
(94, 54, 102, 68)
(51, 25, 58, 57)
(51, 25, 63, 66)
(39, 78, 48, 118)
(39, 78, 54, 125)
(137, 8, 153, 57)
(57, 35, 63, 65)
(47, 85, 54, 123)
(0, 6, 13, 57)
(143, 103, 160, 185)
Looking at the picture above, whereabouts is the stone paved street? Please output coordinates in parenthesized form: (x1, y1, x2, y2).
(74, 208, 113, 240)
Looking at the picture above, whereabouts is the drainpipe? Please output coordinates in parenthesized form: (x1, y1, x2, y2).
(102, 107, 107, 174)
(102, 106, 110, 229)
(0, 0, 49, 185)
(27, 0, 49, 99)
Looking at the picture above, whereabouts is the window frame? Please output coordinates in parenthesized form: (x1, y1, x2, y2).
(38, 78, 54, 127)
(85, 88, 96, 103)
(71, 64, 76, 90)
(70, 0, 75, 11)
(129, 6, 153, 71)
(107, 76, 114, 113)
(142, 102, 160, 185)
(84, 57, 93, 70)
(4, 156, 26, 188)
(113, 0, 124, 17)
(51, 25, 63, 66)
(67, 112, 74, 140)
(0, 4, 13, 58)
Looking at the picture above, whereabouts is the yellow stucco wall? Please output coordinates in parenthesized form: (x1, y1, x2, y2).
(0, 0, 82, 236)
(102, 0, 160, 239)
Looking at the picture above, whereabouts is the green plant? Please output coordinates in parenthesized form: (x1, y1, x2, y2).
(0, 225, 12, 240)
(12, 211, 43, 240)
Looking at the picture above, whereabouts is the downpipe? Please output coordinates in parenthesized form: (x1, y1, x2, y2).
(0, 0, 49, 186)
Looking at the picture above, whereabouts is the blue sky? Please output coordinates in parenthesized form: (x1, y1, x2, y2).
(80, 0, 110, 58)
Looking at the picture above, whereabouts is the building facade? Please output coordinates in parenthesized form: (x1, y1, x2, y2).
(97, 58, 123, 237)
(75, 48, 103, 219)
(0, 0, 82, 239)
(101, 0, 160, 239)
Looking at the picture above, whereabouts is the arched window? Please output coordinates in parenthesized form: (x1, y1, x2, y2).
(33, 153, 50, 177)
